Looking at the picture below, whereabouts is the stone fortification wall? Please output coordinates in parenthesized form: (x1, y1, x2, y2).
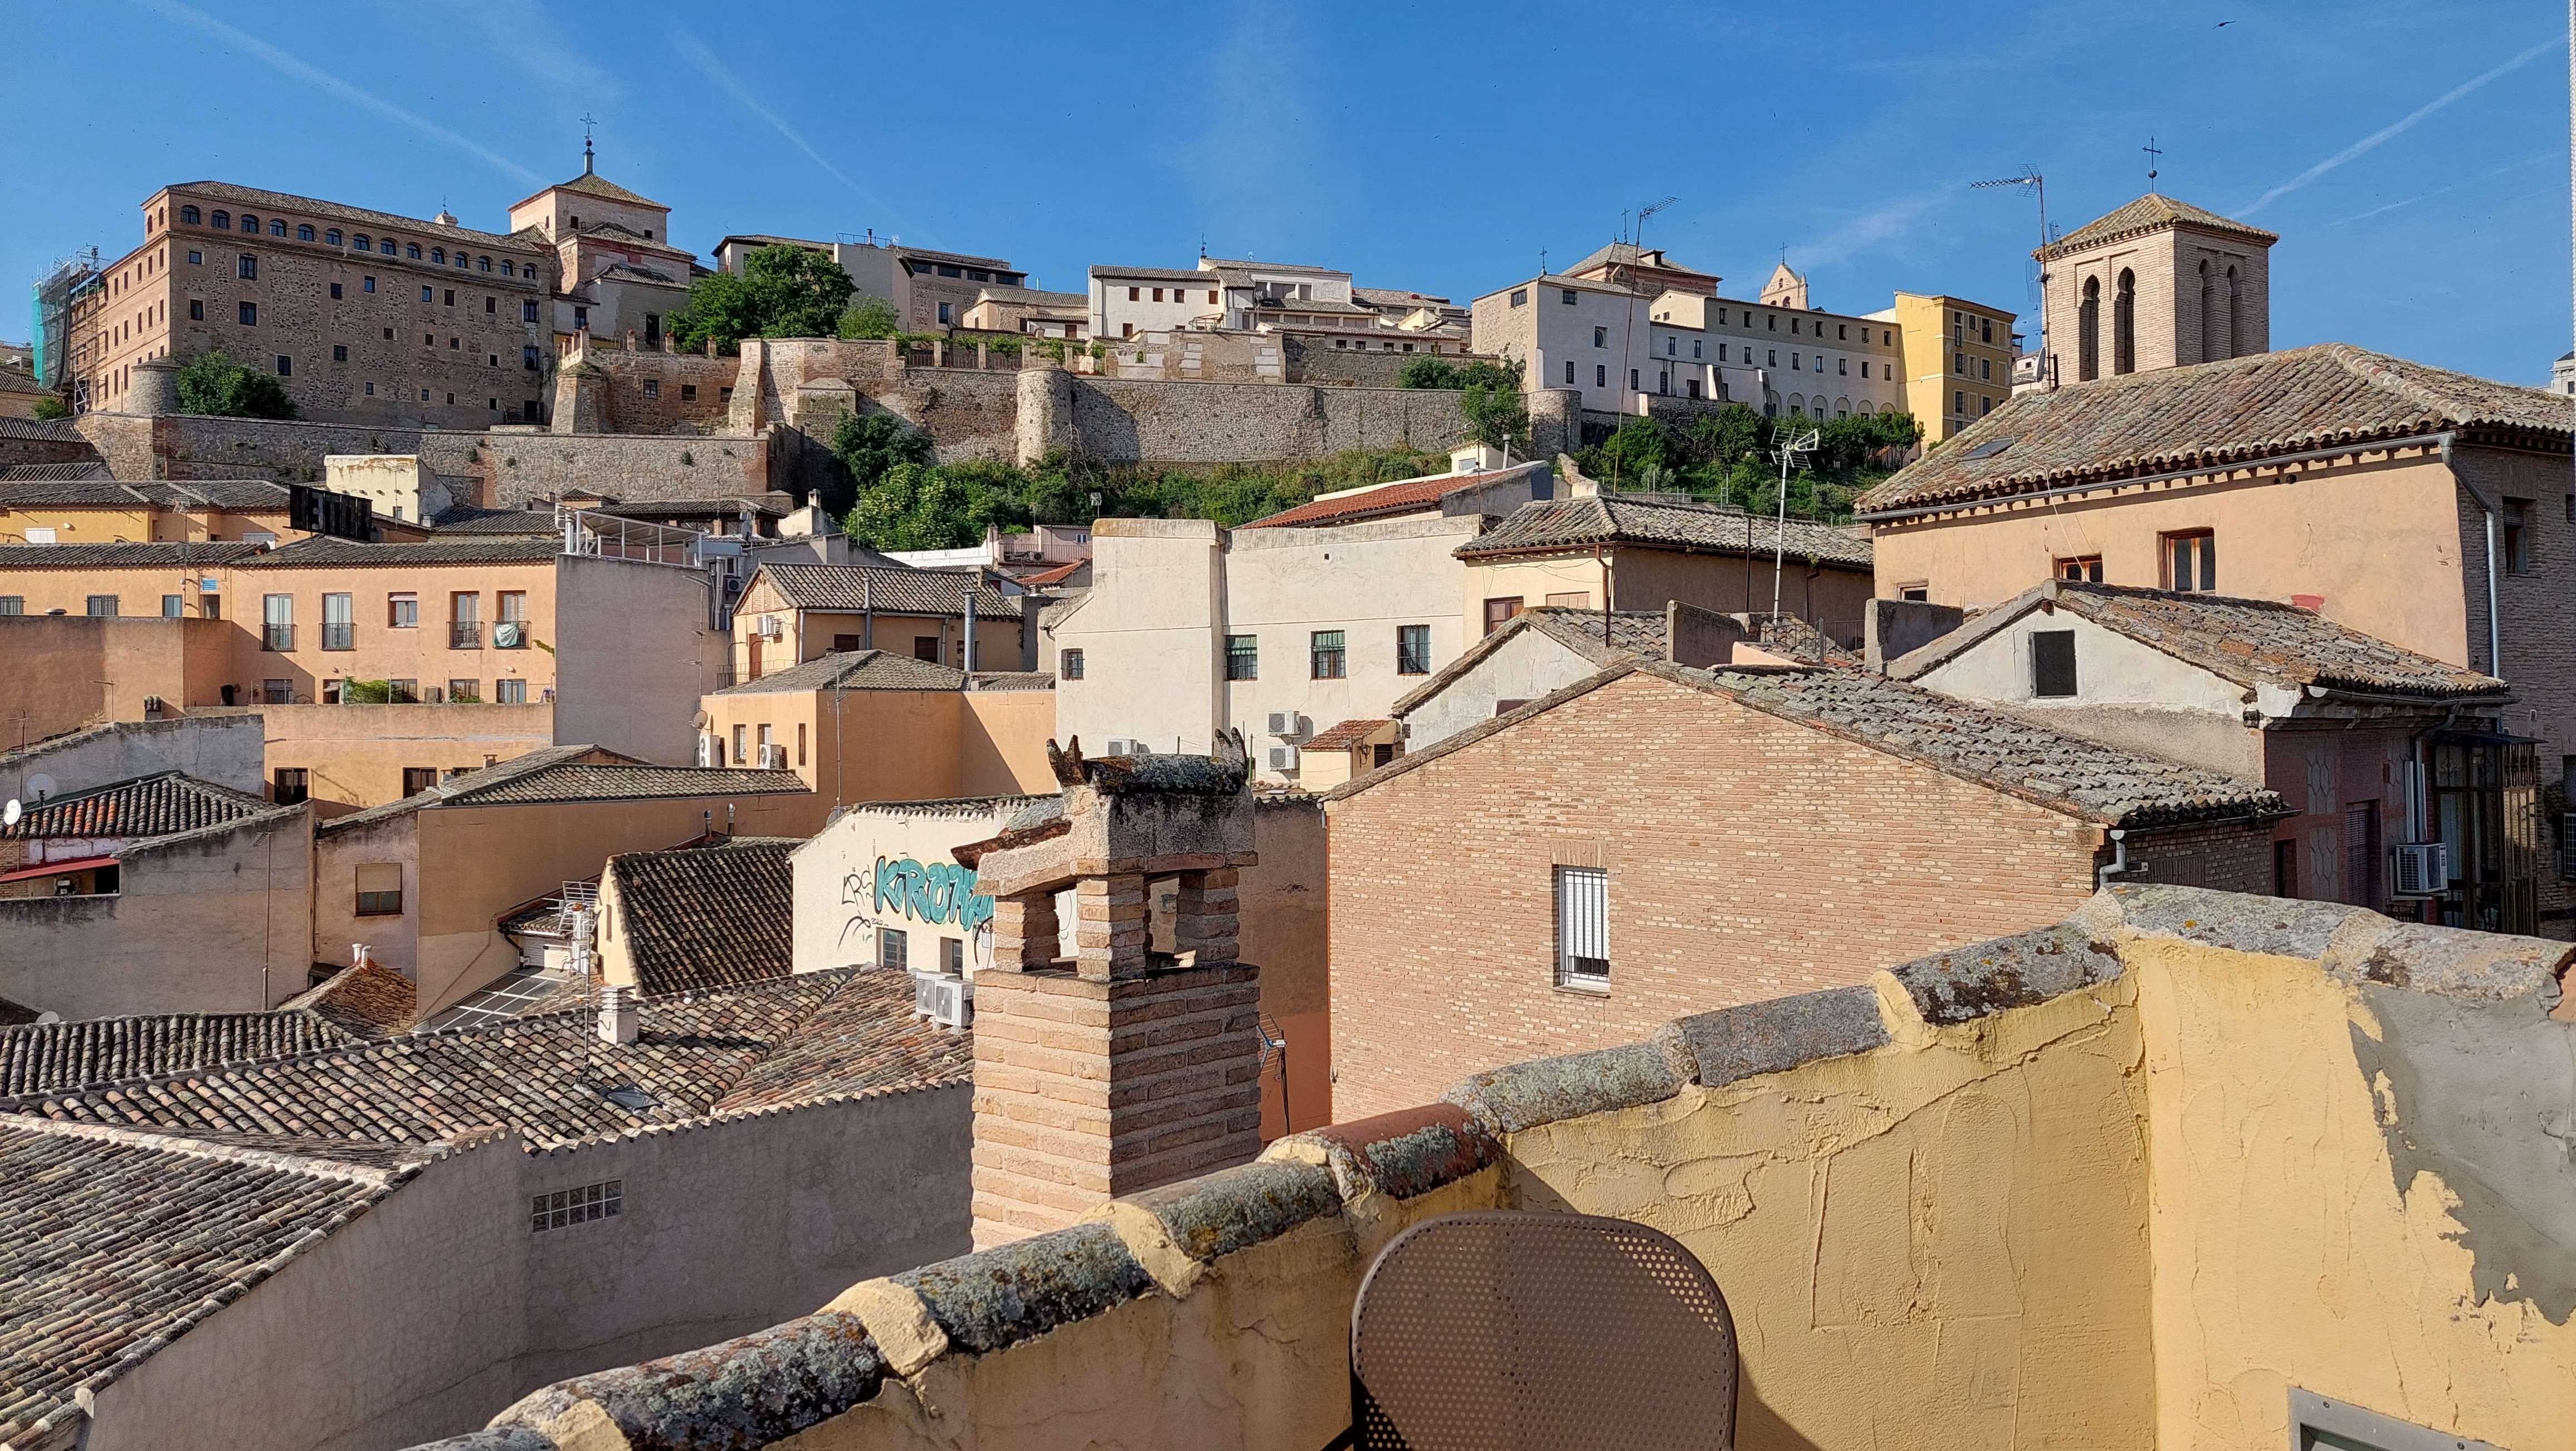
(74, 412, 767, 508)
(552, 345, 740, 436)
(1060, 378, 1464, 465)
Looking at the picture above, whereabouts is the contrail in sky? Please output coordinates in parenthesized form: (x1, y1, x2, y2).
(2242, 36, 2561, 217)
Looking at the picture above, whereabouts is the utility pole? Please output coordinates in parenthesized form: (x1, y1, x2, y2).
(1769, 427, 1819, 621)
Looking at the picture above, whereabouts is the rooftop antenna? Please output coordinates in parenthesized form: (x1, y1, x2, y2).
(579, 112, 598, 174)
(1634, 196, 1677, 254)
(1973, 168, 2050, 386)
(2143, 137, 2163, 193)
(1768, 426, 1820, 621)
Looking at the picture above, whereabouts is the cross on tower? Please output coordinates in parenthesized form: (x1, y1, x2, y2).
(2143, 137, 2162, 193)
(580, 113, 599, 174)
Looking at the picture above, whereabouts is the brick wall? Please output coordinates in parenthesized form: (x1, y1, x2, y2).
(2121, 818, 2274, 894)
(1323, 669, 2208, 1119)
(0, 422, 101, 471)
(2458, 442, 2576, 932)
(73, 411, 767, 508)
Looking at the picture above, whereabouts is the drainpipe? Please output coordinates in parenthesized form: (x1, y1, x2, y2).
(2095, 827, 2139, 890)
(963, 572, 978, 678)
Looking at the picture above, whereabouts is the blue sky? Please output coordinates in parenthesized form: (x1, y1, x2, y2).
(6, 1, 2568, 382)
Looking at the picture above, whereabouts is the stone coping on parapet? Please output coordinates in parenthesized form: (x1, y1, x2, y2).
(409, 885, 2573, 1451)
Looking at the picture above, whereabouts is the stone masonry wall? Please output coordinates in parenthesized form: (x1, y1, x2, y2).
(553, 345, 739, 435)
(1320, 668, 2142, 1119)
(74, 411, 767, 508)
(1065, 378, 1464, 465)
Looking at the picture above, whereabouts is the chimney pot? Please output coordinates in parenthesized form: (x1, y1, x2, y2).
(599, 983, 638, 1044)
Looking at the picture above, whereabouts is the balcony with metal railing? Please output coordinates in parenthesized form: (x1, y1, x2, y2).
(450, 621, 482, 649)
(261, 623, 294, 651)
(321, 622, 354, 651)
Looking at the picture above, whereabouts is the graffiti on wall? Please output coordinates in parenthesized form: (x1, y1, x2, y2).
(871, 856, 995, 932)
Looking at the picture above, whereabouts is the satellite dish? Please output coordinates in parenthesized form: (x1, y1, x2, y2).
(23, 773, 53, 801)
(2, 800, 18, 828)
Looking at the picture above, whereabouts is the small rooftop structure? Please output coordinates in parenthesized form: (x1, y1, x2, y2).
(601, 838, 797, 995)
(1237, 461, 1553, 530)
(1456, 494, 1874, 571)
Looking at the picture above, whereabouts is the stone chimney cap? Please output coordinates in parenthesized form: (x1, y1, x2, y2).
(598, 983, 639, 1045)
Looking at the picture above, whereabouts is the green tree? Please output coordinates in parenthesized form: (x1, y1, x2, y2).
(174, 350, 297, 420)
(844, 460, 1030, 551)
(29, 395, 70, 421)
(824, 410, 933, 517)
(838, 296, 900, 340)
(670, 244, 856, 354)
(1456, 358, 1529, 456)
(1397, 356, 1460, 389)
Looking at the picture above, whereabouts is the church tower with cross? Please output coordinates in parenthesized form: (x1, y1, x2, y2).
(2035, 179, 2277, 386)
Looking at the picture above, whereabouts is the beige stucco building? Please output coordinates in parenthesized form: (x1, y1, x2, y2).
(699, 651, 1054, 806)
(1860, 343, 2575, 935)
(0, 534, 729, 811)
(730, 563, 1027, 685)
(313, 746, 821, 1012)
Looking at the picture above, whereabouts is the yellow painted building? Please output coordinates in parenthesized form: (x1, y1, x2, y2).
(1881, 291, 2017, 442)
(696, 650, 1055, 809)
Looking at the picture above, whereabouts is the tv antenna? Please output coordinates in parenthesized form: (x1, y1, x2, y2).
(1634, 196, 1677, 252)
(1768, 426, 1821, 621)
(1973, 168, 2050, 385)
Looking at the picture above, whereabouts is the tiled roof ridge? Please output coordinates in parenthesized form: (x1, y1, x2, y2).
(7, 1114, 451, 1186)
(526, 1072, 969, 1157)
(0, 1006, 356, 1098)
(0, 971, 858, 1122)
(167, 179, 548, 252)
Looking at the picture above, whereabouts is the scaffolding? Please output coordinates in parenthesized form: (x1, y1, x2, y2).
(31, 249, 100, 392)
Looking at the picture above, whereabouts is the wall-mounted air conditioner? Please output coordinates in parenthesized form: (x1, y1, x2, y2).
(1269, 744, 1300, 772)
(911, 970, 972, 1030)
(1266, 711, 1304, 738)
(757, 743, 787, 768)
(2392, 842, 2448, 897)
(1104, 738, 1136, 756)
(694, 735, 715, 767)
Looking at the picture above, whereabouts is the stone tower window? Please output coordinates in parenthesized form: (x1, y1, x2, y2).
(2078, 276, 2100, 382)
(180, 205, 201, 225)
(2113, 269, 2135, 376)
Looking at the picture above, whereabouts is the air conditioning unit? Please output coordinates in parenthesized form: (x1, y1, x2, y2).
(1266, 711, 1303, 738)
(1269, 744, 1300, 772)
(493, 621, 525, 648)
(757, 743, 787, 768)
(911, 970, 973, 1030)
(694, 734, 715, 767)
(2392, 841, 2448, 897)
(1103, 738, 1135, 756)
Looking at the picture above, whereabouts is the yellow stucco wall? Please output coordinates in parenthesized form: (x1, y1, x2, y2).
(1869, 452, 2472, 665)
(699, 687, 1055, 808)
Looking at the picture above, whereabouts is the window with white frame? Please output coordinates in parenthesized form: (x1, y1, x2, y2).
(1555, 865, 1609, 987)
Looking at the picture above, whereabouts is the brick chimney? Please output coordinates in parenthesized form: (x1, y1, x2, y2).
(953, 731, 1263, 1248)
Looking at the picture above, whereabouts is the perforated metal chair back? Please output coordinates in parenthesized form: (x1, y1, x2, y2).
(1346, 1211, 1738, 1450)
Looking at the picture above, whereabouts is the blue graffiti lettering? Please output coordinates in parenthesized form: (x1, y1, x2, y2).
(873, 855, 994, 931)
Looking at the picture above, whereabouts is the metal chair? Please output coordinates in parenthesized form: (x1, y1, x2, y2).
(1342, 1211, 1738, 1450)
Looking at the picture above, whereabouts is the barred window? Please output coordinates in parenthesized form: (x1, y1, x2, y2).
(1225, 634, 1258, 681)
(531, 1179, 623, 1231)
(1555, 866, 1609, 987)
(1310, 629, 1346, 680)
(1396, 624, 1432, 675)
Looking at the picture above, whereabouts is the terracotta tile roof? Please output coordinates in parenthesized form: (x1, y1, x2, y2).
(1897, 580, 2509, 699)
(440, 762, 808, 807)
(0, 772, 274, 842)
(592, 496, 787, 520)
(1089, 265, 1213, 282)
(1239, 464, 1541, 530)
(1855, 344, 2575, 515)
(277, 963, 419, 1039)
(1390, 606, 1665, 719)
(753, 563, 1023, 619)
(0, 463, 111, 483)
(315, 744, 637, 835)
(1565, 241, 1719, 281)
(1016, 558, 1087, 587)
(2039, 193, 2277, 259)
(714, 649, 963, 695)
(1338, 659, 2283, 829)
(1456, 495, 1874, 569)
(1746, 613, 1860, 665)
(0, 420, 86, 443)
(0, 1011, 359, 1098)
(172, 181, 549, 254)
(1302, 718, 1393, 750)
(970, 671, 1055, 691)
(233, 535, 561, 568)
(0, 541, 257, 569)
(606, 840, 797, 996)
(713, 970, 973, 1113)
(0, 1118, 437, 1446)
(429, 504, 560, 534)
(0, 971, 967, 1151)
(543, 171, 665, 207)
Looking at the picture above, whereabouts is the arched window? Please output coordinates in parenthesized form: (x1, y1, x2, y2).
(269, 219, 286, 236)
(180, 204, 201, 225)
(2226, 266, 2242, 359)
(2077, 276, 2101, 382)
(455, 252, 469, 269)
(1836, 396, 1852, 415)
(477, 255, 491, 271)
(239, 213, 258, 232)
(406, 243, 422, 259)
(501, 260, 515, 276)
(2112, 269, 2135, 376)
(431, 247, 446, 265)
(209, 210, 231, 229)
(1787, 393, 1806, 415)
(353, 233, 370, 250)
(379, 238, 396, 255)
(296, 223, 314, 241)
(2198, 261, 2217, 362)
(326, 228, 343, 246)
